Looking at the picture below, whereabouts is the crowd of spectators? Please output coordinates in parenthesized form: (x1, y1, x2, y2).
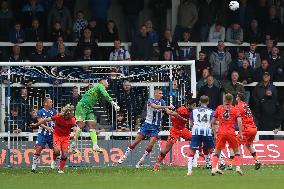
(1, 0, 284, 139)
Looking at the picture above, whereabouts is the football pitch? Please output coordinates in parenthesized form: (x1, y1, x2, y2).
(0, 165, 283, 189)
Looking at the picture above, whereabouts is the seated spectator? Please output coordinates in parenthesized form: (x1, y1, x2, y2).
(226, 22, 243, 44)
(273, 57, 284, 82)
(260, 39, 274, 60)
(9, 22, 25, 43)
(162, 50, 172, 61)
(196, 68, 220, 92)
(8, 44, 24, 62)
(178, 31, 195, 60)
(25, 19, 45, 42)
(73, 10, 88, 42)
(47, 36, 71, 59)
(245, 41, 261, 69)
(67, 86, 81, 106)
(49, 21, 65, 42)
(223, 71, 245, 104)
(254, 59, 274, 82)
(48, 0, 72, 40)
(77, 47, 96, 61)
(265, 5, 282, 41)
(252, 72, 279, 140)
(159, 29, 179, 60)
(237, 58, 254, 85)
(195, 50, 211, 80)
(0, 0, 14, 41)
(101, 20, 119, 60)
(114, 112, 130, 132)
(26, 107, 38, 132)
(269, 46, 282, 67)
(209, 41, 232, 80)
(21, 0, 45, 29)
(52, 43, 72, 61)
(208, 21, 226, 42)
(75, 27, 100, 60)
(131, 25, 153, 61)
(29, 41, 48, 62)
(198, 75, 222, 110)
(145, 20, 159, 44)
(228, 48, 246, 78)
(244, 19, 264, 44)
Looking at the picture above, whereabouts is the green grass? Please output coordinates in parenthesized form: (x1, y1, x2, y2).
(0, 165, 284, 189)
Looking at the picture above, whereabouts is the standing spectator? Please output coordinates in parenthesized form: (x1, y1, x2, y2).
(198, 75, 222, 110)
(47, 36, 71, 59)
(195, 50, 211, 80)
(9, 22, 25, 43)
(131, 25, 153, 61)
(89, 0, 111, 33)
(174, 0, 198, 41)
(178, 31, 195, 60)
(223, 71, 245, 104)
(196, 68, 220, 92)
(21, 0, 45, 29)
(208, 21, 226, 42)
(114, 112, 130, 132)
(72, 10, 88, 42)
(49, 21, 65, 42)
(26, 108, 38, 133)
(75, 27, 100, 60)
(86, 18, 101, 42)
(148, 0, 171, 37)
(0, 0, 14, 41)
(53, 43, 72, 62)
(255, 0, 269, 31)
(245, 42, 261, 69)
(209, 41, 232, 80)
(119, 0, 144, 42)
(109, 39, 131, 75)
(145, 20, 159, 44)
(29, 41, 48, 62)
(265, 5, 282, 41)
(5, 107, 23, 133)
(101, 20, 119, 60)
(273, 56, 284, 82)
(237, 58, 254, 85)
(26, 19, 45, 42)
(228, 48, 246, 78)
(116, 80, 140, 130)
(275, 0, 284, 24)
(254, 59, 274, 82)
(159, 29, 179, 61)
(226, 22, 243, 44)
(260, 39, 274, 59)
(252, 72, 279, 140)
(48, 0, 72, 40)
(244, 19, 264, 43)
(198, 0, 218, 42)
(8, 44, 24, 62)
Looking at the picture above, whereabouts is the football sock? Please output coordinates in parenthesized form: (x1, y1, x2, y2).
(204, 155, 211, 166)
(187, 153, 195, 172)
(32, 153, 40, 170)
(234, 154, 241, 166)
(212, 154, 219, 169)
(139, 147, 152, 162)
(89, 129, 98, 146)
(124, 145, 134, 158)
(155, 152, 166, 165)
(251, 152, 259, 161)
(219, 154, 225, 165)
(59, 157, 67, 171)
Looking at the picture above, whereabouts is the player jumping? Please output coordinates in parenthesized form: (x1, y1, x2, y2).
(71, 79, 120, 153)
(187, 96, 215, 175)
(31, 104, 76, 173)
(152, 98, 196, 171)
(211, 93, 244, 176)
(31, 97, 57, 173)
(118, 89, 176, 168)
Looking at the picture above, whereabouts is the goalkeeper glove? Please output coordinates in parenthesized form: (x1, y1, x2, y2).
(111, 101, 120, 111)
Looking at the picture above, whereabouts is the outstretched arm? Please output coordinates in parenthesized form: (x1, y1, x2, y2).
(30, 117, 53, 131)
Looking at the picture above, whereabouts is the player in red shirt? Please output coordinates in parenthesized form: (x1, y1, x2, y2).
(30, 104, 76, 173)
(152, 99, 196, 171)
(211, 93, 244, 176)
(236, 93, 261, 170)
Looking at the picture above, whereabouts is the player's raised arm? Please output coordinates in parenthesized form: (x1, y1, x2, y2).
(98, 79, 120, 111)
(30, 117, 53, 131)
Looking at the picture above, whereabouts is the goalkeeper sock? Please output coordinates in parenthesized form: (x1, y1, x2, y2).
(32, 153, 40, 170)
(187, 153, 194, 172)
(89, 129, 98, 146)
(59, 157, 67, 171)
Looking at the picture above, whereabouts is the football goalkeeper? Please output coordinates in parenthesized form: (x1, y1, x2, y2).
(71, 79, 120, 153)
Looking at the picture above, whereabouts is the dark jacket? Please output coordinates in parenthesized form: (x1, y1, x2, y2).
(198, 84, 221, 110)
(131, 33, 153, 60)
(237, 66, 254, 84)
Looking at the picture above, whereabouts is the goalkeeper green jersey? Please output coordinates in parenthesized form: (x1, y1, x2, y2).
(79, 83, 113, 108)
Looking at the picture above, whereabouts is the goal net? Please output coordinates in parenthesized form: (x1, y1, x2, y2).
(0, 61, 196, 168)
